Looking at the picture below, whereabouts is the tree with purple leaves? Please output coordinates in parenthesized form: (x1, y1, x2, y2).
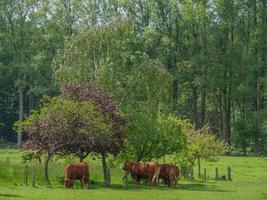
(61, 84, 126, 185)
(16, 85, 126, 185)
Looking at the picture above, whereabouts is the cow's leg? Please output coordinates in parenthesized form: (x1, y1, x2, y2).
(80, 178, 84, 189)
(149, 176, 153, 186)
(87, 177, 90, 189)
(151, 175, 156, 187)
(149, 175, 155, 187)
(167, 176, 171, 187)
(85, 176, 90, 189)
(151, 175, 155, 187)
(152, 176, 158, 187)
(173, 176, 177, 185)
(123, 171, 130, 183)
(153, 167, 160, 187)
(131, 174, 140, 184)
(134, 177, 140, 184)
(162, 177, 167, 185)
(137, 176, 142, 184)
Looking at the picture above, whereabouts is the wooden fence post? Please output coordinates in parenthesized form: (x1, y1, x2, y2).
(190, 167, 194, 181)
(204, 168, 207, 181)
(227, 166, 232, 181)
(215, 167, 219, 180)
(32, 160, 36, 187)
(24, 165, 29, 185)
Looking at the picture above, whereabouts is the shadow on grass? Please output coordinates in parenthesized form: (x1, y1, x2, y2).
(37, 179, 233, 193)
(262, 193, 267, 198)
(0, 194, 24, 198)
(175, 183, 232, 192)
(87, 182, 232, 193)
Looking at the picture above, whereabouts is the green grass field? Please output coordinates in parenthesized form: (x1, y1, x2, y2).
(0, 150, 266, 200)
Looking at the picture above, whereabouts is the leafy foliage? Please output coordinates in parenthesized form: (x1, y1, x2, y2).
(233, 119, 254, 155)
(17, 97, 106, 157)
(16, 85, 126, 184)
(122, 113, 188, 161)
(0, 0, 266, 157)
(61, 84, 126, 156)
(176, 125, 230, 177)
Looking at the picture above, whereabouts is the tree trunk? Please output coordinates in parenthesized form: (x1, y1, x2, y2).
(218, 91, 223, 139)
(197, 157, 201, 178)
(252, 0, 262, 156)
(254, 101, 260, 155)
(44, 156, 51, 185)
(32, 159, 37, 187)
(17, 87, 24, 149)
(190, 166, 194, 181)
(226, 100, 231, 146)
(77, 148, 89, 162)
(200, 89, 206, 127)
(192, 85, 198, 129)
(79, 149, 84, 162)
(24, 165, 28, 185)
(242, 142, 247, 156)
(173, 79, 179, 101)
(101, 154, 110, 185)
(29, 92, 33, 113)
(79, 157, 83, 162)
(221, 89, 231, 145)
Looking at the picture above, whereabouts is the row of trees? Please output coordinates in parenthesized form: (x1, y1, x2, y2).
(0, 0, 266, 155)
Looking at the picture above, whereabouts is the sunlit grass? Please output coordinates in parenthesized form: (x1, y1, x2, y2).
(0, 150, 266, 200)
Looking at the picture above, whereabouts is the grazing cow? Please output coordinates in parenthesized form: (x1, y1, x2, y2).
(159, 163, 180, 187)
(123, 161, 160, 187)
(64, 162, 90, 188)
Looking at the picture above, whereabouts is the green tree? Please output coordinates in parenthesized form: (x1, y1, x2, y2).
(233, 119, 254, 155)
(177, 125, 229, 178)
(16, 97, 105, 184)
(17, 86, 126, 185)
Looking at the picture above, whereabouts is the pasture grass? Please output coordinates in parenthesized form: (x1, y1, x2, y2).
(0, 150, 266, 200)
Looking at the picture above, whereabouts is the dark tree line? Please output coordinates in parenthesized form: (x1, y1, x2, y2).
(0, 0, 266, 155)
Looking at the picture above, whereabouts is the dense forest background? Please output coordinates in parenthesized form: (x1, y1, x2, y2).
(0, 0, 266, 155)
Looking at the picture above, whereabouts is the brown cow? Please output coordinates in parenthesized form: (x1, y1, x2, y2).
(159, 163, 180, 187)
(123, 161, 160, 187)
(64, 162, 90, 188)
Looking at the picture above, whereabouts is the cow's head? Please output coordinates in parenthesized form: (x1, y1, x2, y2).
(64, 179, 73, 188)
(123, 161, 133, 171)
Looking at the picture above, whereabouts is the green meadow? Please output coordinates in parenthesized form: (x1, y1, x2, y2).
(0, 150, 266, 200)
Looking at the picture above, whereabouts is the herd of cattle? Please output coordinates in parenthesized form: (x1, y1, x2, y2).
(64, 161, 179, 188)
